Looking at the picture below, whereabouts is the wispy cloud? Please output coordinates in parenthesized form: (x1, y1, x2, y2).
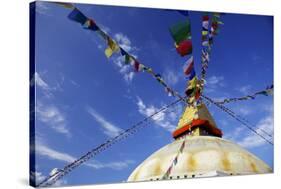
(163, 69, 180, 86)
(35, 1, 52, 16)
(86, 107, 123, 138)
(207, 75, 224, 85)
(204, 75, 225, 94)
(237, 85, 252, 95)
(33, 72, 53, 98)
(136, 97, 181, 132)
(36, 100, 70, 137)
(238, 115, 273, 148)
(235, 106, 252, 116)
(114, 33, 137, 53)
(36, 141, 134, 171)
(30, 170, 68, 186)
(33, 72, 65, 98)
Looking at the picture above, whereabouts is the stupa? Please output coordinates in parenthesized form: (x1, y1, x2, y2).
(128, 103, 272, 182)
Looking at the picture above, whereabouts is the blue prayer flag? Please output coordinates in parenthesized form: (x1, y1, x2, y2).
(68, 8, 88, 25)
(189, 68, 196, 80)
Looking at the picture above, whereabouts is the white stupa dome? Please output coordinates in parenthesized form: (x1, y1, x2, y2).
(128, 136, 272, 182)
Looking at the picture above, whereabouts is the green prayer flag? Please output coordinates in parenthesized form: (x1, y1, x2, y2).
(169, 20, 191, 44)
(125, 54, 130, 64)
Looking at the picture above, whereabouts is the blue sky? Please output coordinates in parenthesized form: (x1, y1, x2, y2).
(32, 1, 273, 187)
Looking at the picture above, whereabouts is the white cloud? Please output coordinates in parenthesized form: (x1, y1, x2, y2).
(35, 1, 50, 15)
(34, 72, 50, 90)
(163, 70, 179, 86)
(111, 33, 139, 83)
(114, 33, 136, 52)
(207, 75, 224, 85)
(238, 115, 273, 148)
(86, 107, 123, 138)
(236, 106, 252, 116)
(204, 75, 225, 94)
(36, 100, 70, 137)
(30, 170, 67, 186)
(30, 171, 46, 185)
(237, 85, 252, 95)
(33, 72, 53, 98)
(37, 142, 75, 163)
(36, 141, 134, 171)
(33, 72, 65, 97)
(136, 97, 181, 132)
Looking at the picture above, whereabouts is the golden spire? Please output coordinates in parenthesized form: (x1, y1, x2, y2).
(172, 103, 222, 139)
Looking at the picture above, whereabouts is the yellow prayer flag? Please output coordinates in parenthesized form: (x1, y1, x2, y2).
(202, 31, 208, 36)
(188, 76, 197, 89)
(104, 38, 119, 58)
(105, 48, 113, 58)
(108, 38, 119, 52)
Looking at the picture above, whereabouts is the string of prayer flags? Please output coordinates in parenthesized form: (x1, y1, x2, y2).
(215, 84, 274, 105)
(162, 139, 186, 179)
(59, 3, 183, 100)
(169, 20, 191, 45)
(68, 8, 88, 25)
(202, 14, 210, 47)
(202, 49, 210, 63)
(200, 12, 224, 96)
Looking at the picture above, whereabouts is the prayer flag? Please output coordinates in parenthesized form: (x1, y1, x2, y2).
(202, 35, 207, 41)
(83, 19, 99, 31)
(134, 60, 140, 72)
(173, 157, 178, 165)
(202, 20, 209, 30)
(184, 56, 194, 75)
(189, 68, 196, 80)
(104, 38, 119, 58)
(202, 30, 208, 36)
(202, 15, 209, 21)
(202, 41, 209, 47)
(125, 54, 131, 64)
(68, 8, 88, 25)
(176, 40, 193, 57)
(169, 20, 191, 44)
(180, 141, 185, 152)
(120, 48, 127, 56)
(165, 87, 174, 97)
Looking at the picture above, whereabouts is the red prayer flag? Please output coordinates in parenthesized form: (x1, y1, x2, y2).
(184, 56, 194, 75)
(134, 60, 140, 72)
(202, 15, 209, 21)
(176, 40, 193, 57)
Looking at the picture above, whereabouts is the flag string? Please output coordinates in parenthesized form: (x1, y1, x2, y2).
(54, 2, 186, 101)
(36, 97, 185, 187)
(214, 85, 273, 105)
(201, 95, 273, 144)
(162, 136, 187, 180)
(200, 13, 224, 94)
